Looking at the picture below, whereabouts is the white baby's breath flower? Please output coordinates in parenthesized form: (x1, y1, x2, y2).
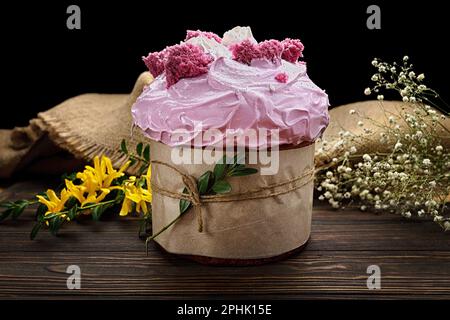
(444, 221, 450, 231)
(403, 211, 412, 218)
(425, 200, 437, 208)
(315, 56, 448, 230)
(388, 116, 396, 124)
(330, 200, 340, 209)
(403, 55, 409, 61)
(418, 84, 427, 91)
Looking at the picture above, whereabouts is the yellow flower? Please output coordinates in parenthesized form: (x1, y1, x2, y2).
(119, 165, 152, 216)
(145, 164, 152, 197)
(36, 189, 71, 221)
(64, 179, 86, 204)
(64, 178, 109, 208)
(77, 155, 129, 187)
(73, 156, 130, 206)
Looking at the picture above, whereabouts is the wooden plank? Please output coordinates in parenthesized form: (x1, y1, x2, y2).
(0, 214, 447, 252)
(1, 180, 450, 299)
(0, 251, 449, 299)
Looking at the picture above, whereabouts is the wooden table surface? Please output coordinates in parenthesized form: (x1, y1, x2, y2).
(0, 180, 449, 300)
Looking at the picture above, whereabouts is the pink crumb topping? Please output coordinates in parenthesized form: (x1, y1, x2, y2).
(164, 44, 213, 87)
(281, 38, 304, 63)
(142, 50, 167, 78)
(258, 39, 284, 63)
(275, 72, 288, 83)
(230, 40, 261, 65)
(185, 30, 222, 43)
(143, 33, 306, 85)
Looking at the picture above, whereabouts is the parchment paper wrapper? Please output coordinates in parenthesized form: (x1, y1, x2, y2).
(150, 141, 315, 260)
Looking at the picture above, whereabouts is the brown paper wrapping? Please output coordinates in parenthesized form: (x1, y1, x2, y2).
(150, 140, 315, 259)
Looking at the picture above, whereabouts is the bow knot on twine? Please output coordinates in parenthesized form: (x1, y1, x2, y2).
(150, 160, 315, 234)
(180, 173, 204, 232)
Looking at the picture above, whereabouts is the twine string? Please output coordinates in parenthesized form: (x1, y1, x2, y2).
(150, 160, 314, 233)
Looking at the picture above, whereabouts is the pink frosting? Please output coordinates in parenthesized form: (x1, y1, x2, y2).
(132, 57, 329, 148)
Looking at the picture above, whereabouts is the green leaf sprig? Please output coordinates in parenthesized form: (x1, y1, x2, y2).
(146, 153, 257, 249)
(1, 140, 152, 240)
(0, 199, 36, 222)
(120, 139, 150, 175)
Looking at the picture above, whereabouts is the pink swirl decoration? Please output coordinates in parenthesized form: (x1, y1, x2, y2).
(132, 57, 329, 148)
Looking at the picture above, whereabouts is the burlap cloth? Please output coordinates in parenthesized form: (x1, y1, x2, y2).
(315, 100, 450, 167)
(0, 72, 153, 178)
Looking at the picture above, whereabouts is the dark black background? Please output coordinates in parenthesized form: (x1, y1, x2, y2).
(1, 0, 448, 129)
